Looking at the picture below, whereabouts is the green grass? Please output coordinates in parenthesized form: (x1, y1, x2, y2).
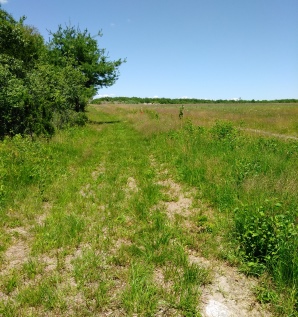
(0, 103, 297, 316)
(95, 103, 298, 315)
(0, 106, 210, 316)
(149, 118, 298, 315)
(101, 102, 298, 136)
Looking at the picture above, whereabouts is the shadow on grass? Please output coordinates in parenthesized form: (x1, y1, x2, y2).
(88, 120, 121, 125)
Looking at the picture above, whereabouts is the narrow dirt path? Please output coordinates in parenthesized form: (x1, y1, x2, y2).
(151, 157, 272, 317)
(0, 114, 275, 316)
(241, 128, 298, 140)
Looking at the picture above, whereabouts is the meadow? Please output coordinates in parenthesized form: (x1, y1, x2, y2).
(103, 102, 298, 136)
(0, 102, 297, 316)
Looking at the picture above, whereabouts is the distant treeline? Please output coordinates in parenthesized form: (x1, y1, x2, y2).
(92, 96, 298, 105)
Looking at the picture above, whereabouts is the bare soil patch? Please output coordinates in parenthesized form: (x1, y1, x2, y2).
(3, 239, 29, 272)
(189, 253, 271, 317)
(153, 158, 272, 317)
(1, 226, 31, 279)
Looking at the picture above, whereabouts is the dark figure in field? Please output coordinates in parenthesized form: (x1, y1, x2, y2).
(179, 105, 184, 120)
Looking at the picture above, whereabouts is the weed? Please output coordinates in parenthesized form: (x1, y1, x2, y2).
(179, 105, 184, 120)
(17, 275, 64, 311)
(122, 262, 158, 315)
(211, 120, 237, 140)
(234, 200, 298, 291)
(0, 300, 18, 317)
(22, 258, 41, 279)
(1, 270, 19, 295)
(144, 109, 160, 120)
(196, 215, 213, 233)
(255, 283, 278, 304)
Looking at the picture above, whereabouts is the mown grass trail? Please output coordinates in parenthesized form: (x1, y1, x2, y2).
(92, 103, 298, 316)
(0, 108, 213, 316)
(2, 104, 296, 316)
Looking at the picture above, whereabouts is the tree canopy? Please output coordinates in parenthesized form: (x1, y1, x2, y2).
(47, 26, 124, 90)
(0, 6, 125, 138)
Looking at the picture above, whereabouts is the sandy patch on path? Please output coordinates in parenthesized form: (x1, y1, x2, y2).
(151, 156, 272, 317)
(189, 253, 271, 317)
(157, 179, 193, 219)
(3, 239, 29, 271)
(1, 226, 31, 279)
(241, 128, 298, 141)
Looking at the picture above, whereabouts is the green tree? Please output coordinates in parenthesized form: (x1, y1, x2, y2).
(0, 8, 45, 73)
(0, 7, 53, 137)
(47, 25, 125, 93)
(0, 7, 125, 138)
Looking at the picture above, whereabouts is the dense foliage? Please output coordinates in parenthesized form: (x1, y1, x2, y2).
(0, 7, 124, 138)
(143, 118, 297, 313)
(92, 96, 298, 105)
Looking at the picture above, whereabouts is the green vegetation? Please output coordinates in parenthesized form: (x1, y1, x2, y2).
(92, 96, 298, 105)
(94, 103, 298, 315)
(1, 103, 297, 316)
(1, 7, 297, 314)
(153, 120, 297, 276)
(103, 102, 298, 137)
(0, 7, 124, 139)
(0, 107, 210, 316)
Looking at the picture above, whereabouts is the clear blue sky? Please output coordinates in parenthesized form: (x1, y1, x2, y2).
(2, 0, 298, 100)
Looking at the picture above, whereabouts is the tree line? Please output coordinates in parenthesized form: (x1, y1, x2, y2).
(92, 96, 298, 105)
(0, 6, 124, 138)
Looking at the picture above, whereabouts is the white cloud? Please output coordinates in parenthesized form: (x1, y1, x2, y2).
(180, 96, 190, 99)
(153, 95, 159, 98)
(110, 22, 116, 27)
(0, 0, 8, 4)
(94, 94, 115, 98)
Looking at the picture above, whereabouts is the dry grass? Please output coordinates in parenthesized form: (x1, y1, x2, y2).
(93, 102, 298, 137)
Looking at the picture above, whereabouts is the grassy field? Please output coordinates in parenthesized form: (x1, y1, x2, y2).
(0, 102, 297, 316)
(100, 102, 298, 137)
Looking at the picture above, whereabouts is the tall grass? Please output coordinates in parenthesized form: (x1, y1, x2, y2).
(90, 103, 298, 314)
(1, 102, 297, 316)
(96, 102, 298, 136)
(148, 119, 298, 312)
(96, 101, 298, 313)
(0, 106, 211, 316)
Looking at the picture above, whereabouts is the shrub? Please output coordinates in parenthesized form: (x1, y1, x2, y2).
(211, 120, 237, 140)
(234, 201, 298, 286)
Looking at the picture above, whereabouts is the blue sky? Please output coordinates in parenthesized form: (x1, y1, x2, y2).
(2, 0, 298, 100)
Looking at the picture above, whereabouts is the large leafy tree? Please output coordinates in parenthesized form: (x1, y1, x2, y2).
(0, 7, 52, 137)
(0, 7, 125, 138)
(47, 25, 125, 92)
(0, 8, 45, 73)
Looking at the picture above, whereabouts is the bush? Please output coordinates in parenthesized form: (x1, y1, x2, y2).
(211, 120, 237, 140)
(0, 7, 124, 138)
(234, 200, 298, 286)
